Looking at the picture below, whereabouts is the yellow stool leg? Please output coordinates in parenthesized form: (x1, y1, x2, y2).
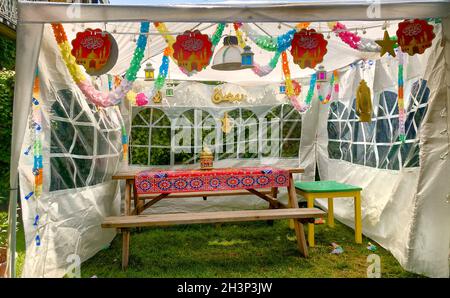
(354, 192, 362, 244)
(327, 197, 335, 228)
(306, 194, 315, 247)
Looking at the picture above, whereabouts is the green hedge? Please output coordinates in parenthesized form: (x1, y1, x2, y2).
(0, 36, 15, 70)
(0, 71, 14, 206)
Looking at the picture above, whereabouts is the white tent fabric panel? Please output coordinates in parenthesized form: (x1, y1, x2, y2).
(314, 26, 450, 277)
(6, 23, 44, 278)
(17, 26, 123, 277)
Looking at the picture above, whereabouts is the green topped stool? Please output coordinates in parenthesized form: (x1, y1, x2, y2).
(294, 181, 363, 247)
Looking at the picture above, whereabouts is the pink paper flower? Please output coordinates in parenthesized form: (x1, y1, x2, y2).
(136, 93, 149, 106)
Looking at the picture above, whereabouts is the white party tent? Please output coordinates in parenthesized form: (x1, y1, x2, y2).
(6, 0, 450, 277)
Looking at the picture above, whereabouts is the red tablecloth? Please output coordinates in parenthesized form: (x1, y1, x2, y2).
(135, 167, 290, 195)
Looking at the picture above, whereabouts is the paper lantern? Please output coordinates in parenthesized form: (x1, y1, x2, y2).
(316, 65, 327, 82)
(241, 45, 254, 68)
(396, 19, 435, 56)
(290, 29, 328, 69)
(165, 81, 175, 97)
(356, 80, 372, 122)
(71, 28, 118, 76)
(173, 30, 213, 75)
(144, 62, 155, 81)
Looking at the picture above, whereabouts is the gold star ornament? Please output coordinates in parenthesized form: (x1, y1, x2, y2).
(376, 30, 397, 57)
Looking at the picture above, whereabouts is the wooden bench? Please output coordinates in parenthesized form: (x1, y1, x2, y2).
(102, 208, 326, 269)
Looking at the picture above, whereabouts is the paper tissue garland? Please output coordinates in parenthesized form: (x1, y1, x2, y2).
(396, 19, 435, 56)
(32, 74, 43, 198)
(233, 23, 281, 77)
(328, 22, 361, 50)
(398, 52, 406, 141)
(172, 30, 213, 76)
(356, 79, 372, 122)
(290, 29, 328, 69)
(52, 22, 150, 107)
(142, 46, 172, 103)
(281, 51, 314, 114)
(71, 28, 115, 75)
(327, 21, 381, 52)
(317, 71, 339, 104)
(240, 23, 297, 52)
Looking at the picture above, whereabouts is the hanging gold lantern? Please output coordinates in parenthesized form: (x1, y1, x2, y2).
(144, 62, 155, 81)
(356, 79, 372, 122)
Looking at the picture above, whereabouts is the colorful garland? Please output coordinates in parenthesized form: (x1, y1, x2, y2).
(305, 73, 317, 106)
(398, 52, 406, 142)
(32, 73, 43, 199)
(233, 23, 246, 48)
(154, 22, 176, 50)
(317, 70, 339, 104)
(253, 51, 281, 77)
(233, 23, 281, 77)
(281, 51, 310, 113)
(240, 23, 297, 52)
(327, 21, 380, 52)
(328, 22, 361, 49)
(31, 71, 42, 247)
(51, 22, 150, 107)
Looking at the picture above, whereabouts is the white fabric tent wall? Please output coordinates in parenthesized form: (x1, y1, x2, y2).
(312, 25, 450, 277)
(7, 1, 450, 278)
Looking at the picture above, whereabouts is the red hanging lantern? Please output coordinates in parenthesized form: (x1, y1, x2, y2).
(290, 29, 328, 69)
(172, 30, 213, 75)
(71, 28, 114, 75)
(396, 19, 435, 56)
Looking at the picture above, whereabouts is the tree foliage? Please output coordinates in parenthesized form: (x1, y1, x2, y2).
(0, 71, 14, 206)
(0, 36, 15, 70)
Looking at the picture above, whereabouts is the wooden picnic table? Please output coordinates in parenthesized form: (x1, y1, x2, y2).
(112, 167, 304, 217)
(108, 167, 327, 269)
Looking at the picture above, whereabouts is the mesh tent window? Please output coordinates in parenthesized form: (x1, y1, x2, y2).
(130, 108, 171, 166)
(173, 109, 216, 165)
(220, 108, 259, 160)
(49, 88, 122, 191)
(129, 104, 302, 166)
(327, 79, 430, 170)
(262, 104, 302, 158)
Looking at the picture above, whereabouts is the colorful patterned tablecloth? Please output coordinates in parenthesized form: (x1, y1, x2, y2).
(135, 167, 290, 195)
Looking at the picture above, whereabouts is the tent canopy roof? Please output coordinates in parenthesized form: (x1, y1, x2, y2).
(19, 1, 450, 23)
(20, 1, 450, 82)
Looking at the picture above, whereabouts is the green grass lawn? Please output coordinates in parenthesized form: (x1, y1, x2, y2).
(81, 220, 421, 278)
(0, 210, 422, 278)
(0, 211, 26, 277)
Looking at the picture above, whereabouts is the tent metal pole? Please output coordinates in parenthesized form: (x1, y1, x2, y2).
(6, 184, 18, 278)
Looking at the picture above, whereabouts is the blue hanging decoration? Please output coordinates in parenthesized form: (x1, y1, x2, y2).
(24, 191, 34, 201)
(33, 215, 40, 227)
